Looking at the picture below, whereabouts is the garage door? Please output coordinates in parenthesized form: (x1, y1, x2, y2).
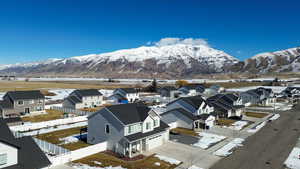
(148, 135, 163, 150)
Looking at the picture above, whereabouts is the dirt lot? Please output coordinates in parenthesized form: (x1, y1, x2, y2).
(244, 112, 269, 118)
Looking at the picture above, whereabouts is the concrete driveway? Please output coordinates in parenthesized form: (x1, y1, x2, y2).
(169, 133, 199, 145)
(143, 141, 221, 169)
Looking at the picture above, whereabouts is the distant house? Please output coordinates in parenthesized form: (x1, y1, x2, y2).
(166, 96, 214, 115)
(159, 86, 181, 98)
(178, 84, 205, 96)
(63, 89, 103, 109)
(207, 93, 244, 118)
(87, 103, 169, 158)
(240, 87, 274, 106)
(0, 119, 51, 169)
(0, 90, 45, 118)
(161, 108, 215, 130)
(112, 88, 139, 103)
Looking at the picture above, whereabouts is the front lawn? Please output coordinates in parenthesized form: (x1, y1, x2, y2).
(170, 127, 198, 137)
(244, 112, 269, 118)
(216, 118, 237, 126)
(73, 153, 179, 169)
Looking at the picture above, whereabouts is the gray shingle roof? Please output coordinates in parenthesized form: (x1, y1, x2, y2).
(6, 90, 44, 100)
(0, 100, 14, 109)
(74, 89, 103, 97)
(67, 96, 82, 104)
(119, 88, 137, 94)
(106, 103, 151, 125)
(0, 119, 51, 169)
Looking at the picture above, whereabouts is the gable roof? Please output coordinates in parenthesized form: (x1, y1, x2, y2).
(0, 99, 14, 109)
(17, 136, 51, 169)
(160, 86, 177, 91)
(162, 108, 197, 121)
(0, 118, 20, 148)
(66, 96, 82, 104)
(5, 90, 44, 100)
(74, 89, 103, 97)
(0, 119, 51, 169)
(180, 96, 207, 109)
(105, 103, 151, 125)
(119, 88, 137, 94)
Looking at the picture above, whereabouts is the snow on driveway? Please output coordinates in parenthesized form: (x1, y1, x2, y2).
(247, 121, 267, 133)
(188, 165, 204, 169)
(284, 147, 300, 169)
(269, 114, 280, 121)
(154, 154, 181, 165)
(213, 138, 245, 157)
(193, 133, 226, 149)
(225, 121, 248, 131)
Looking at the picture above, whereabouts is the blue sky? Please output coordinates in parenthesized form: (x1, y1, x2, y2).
(0, 0, 299, 64)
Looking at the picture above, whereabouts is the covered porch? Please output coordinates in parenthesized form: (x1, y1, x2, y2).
(124, 139, 146, 158)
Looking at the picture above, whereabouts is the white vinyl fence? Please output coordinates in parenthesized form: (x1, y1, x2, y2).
(49, 141, 107, 166)
(10, 116, 87, 132)
(51, 106, 91, 116)
(13, 131, 70, 156)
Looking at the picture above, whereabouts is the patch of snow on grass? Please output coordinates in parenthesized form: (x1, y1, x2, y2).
(46, 89, 75, 101)
(59, 135, 80, 145)
(188, 165, 204, 169)
(213, 138, 245, 157)
(93, 161, 102, 165)
(284, 147, 300, 169)
(154, 155, 181, 165)
(193, 133, 226, 149)
(154, 162, 160, 166)
(226, 121, 248, 131)
(73, 164, 126, 169)
(247, 121, 267, 133)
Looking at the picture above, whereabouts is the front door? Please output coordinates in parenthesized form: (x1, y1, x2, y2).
(25, 108, 30, 114)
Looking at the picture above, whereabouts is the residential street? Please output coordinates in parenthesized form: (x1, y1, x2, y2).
(211, 104, 300, 169)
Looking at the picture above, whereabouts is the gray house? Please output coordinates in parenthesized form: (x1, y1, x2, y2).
(63, 89, 103, 109)
(87, 103, 169, 158)
(240, 87, 274, 106)
(161, 108, 215, 130)
(0, 90, 45, 118)
(112, 88, 139, 103)
(159, 86, 181, 98)
(0, 119, 51, 169)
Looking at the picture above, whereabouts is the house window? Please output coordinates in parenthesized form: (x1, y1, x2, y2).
(18, 100, 23, 105)
(38, 99, 43, 104)
(146, 122, 151, 130)
(105, 124, 110, 134)
(0, 153, 7, 166)
(128, 125, 134, 134)
(154, 119, 158, 127)
(30, 100, 34, 104)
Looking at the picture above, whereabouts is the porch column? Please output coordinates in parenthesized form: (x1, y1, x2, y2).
(129, 143, 132, 158)
(140, 140, 143, 153)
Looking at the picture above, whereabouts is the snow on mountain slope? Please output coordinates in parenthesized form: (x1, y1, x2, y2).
(242, 47, 300, 73)
(0, 42, 239, 78)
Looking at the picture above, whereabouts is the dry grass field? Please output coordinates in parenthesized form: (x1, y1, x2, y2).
(21, 109, 64, 122)
(0, 80, 136, 92)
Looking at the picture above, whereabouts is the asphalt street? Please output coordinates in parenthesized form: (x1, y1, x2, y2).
(210, 104, 300, 169)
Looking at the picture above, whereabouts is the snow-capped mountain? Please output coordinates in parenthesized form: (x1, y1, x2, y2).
(0, 43, 239, 78)
(240, 47, 300, 73)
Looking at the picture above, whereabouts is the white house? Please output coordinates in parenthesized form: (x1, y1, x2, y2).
(63, 89, 103, 109)
(87, 103, 169, 158)
(112, 88, 139, 103)
(0, 119, 51, 169)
